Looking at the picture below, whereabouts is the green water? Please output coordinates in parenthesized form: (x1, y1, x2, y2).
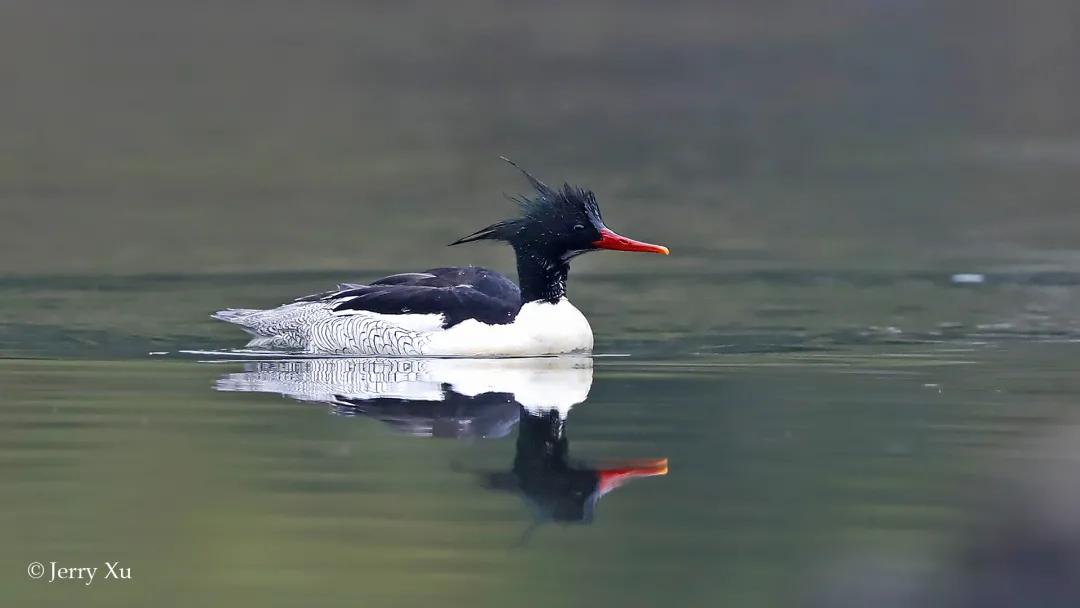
(4, 0, 1080, 606)
(4, 269, 1080, 607)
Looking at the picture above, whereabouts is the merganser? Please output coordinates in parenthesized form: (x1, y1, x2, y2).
(212, 159, 669, 356)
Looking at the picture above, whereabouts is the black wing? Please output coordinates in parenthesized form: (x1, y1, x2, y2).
(297, 267, 522, 328)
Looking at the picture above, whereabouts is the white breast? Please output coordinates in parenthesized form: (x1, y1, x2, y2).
(422, 298, 593, 357)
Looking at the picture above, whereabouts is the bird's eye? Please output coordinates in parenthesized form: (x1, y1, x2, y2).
(573, 224, 585, 231)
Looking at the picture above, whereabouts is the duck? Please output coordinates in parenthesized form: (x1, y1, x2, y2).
(212, 159, 669, 356)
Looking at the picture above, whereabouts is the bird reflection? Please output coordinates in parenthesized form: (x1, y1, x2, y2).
(483, 405, 668, 524)
(215, 356, 667, 523)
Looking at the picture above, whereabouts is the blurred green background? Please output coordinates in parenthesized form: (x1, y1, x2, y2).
(2, 0, 1079, 276)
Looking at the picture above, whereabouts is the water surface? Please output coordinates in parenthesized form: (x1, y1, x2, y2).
(4, 268, 1080, 607)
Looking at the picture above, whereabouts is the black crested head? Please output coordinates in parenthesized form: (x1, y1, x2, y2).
(450, 157, 668, 303)
(449, 157, 605, 261)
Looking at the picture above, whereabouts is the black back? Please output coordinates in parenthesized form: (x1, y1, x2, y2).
(298, 266, 522, 328)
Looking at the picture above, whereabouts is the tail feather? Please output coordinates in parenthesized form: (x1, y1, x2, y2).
(211, 308, 263, 326)
(212, 302, 329, 346)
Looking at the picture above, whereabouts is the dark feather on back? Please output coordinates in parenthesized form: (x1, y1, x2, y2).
(298, 267, 522, 328)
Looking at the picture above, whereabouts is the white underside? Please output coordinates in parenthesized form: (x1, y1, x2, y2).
(423, 299, 594, 357)
(226, 298, 594, 357)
